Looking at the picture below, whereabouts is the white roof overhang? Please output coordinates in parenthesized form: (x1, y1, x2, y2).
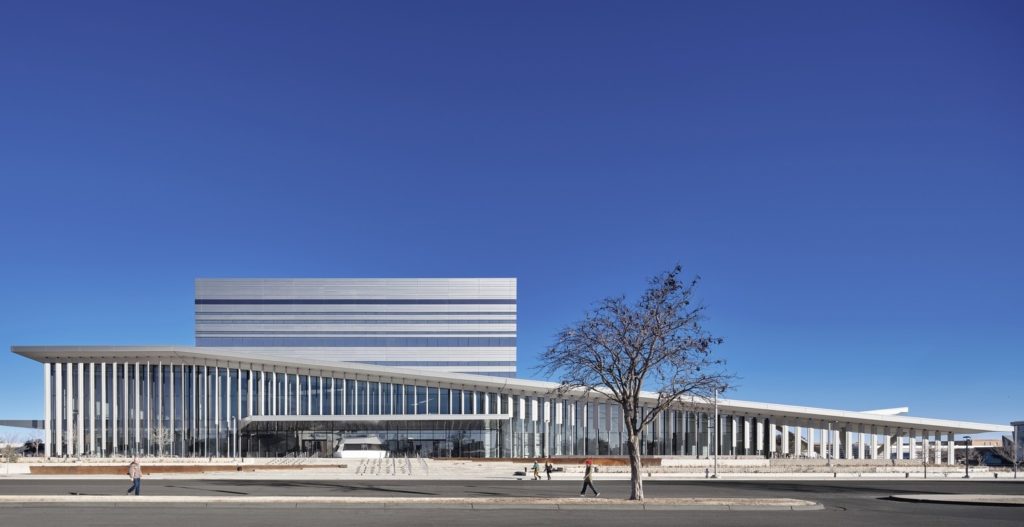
(12, 345, 1011, 435)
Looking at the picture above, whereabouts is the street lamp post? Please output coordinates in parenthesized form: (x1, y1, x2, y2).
(963, 435, 972, 479)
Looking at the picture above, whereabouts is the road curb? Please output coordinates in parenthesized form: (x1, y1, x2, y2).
(889, 494, 1024, 507)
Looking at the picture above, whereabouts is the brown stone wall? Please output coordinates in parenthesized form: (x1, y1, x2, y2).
(29, 464, 345, 475)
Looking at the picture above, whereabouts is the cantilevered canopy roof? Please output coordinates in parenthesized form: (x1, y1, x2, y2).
(11, 345, 1012, 435)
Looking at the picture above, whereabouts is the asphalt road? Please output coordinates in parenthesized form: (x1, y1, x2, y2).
(1, 479, 1022, 527)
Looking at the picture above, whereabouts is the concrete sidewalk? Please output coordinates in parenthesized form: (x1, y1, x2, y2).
(1, 471, 1017, 481)
(889, 494, 1024, 507)
(0, 495, 823, 511)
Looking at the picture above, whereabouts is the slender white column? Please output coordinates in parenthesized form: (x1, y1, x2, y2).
(327, 374, 335, 417)
(270, 372, 276, 415)
(63, 364, 72, 456)
(54, 362, 62, 457)
(248, 370, 254, 417)
(261, 371, 267, 416)
(123, 362, 129, 453)
(755, 419, 764, 455)
(871, 428, 878, 459)
(844, 429, 853, 460)
(237, 368, 243, 421)
(921, 431, 928, 462)
(167, 363, 174, 456)
(215, 366, 221, 455)
(740, 417, 749, 455)
(301, 373, 307, 415)
(934, 432, 942, 464)
(282, 372, 289, 415)
(793, 426, 802, 457)
(179, 364, 185, 456)
(88, 362, 95, 455)
(134, 362, 141, 454)
(858, 427, 866, 460)
(155, 362, 161, 455)
(909, 430, 917, 460)
(730, 416, 738, 454)
(68, 363, 77, 456)
(947, 432, 955, 466)
(111, 364, 118, 455)
(191, 365, 197, 455)
(43, 363, 52, 458)
(883, 429, 893, 460)
(781, 425, 790, 456)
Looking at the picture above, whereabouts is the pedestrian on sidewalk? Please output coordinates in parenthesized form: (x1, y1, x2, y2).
(532, 459, 541, 480)
(544, 461, 553, 480)
(579, 458, 599, 497)
(126, 457, 142, 496)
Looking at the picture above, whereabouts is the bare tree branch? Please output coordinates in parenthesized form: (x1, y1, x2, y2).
(537, 265, 732, 500)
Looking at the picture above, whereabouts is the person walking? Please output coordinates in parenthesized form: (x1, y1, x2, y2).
(544, 461, 553, 480)
(531, 459, 541, 481)
(126, 457, 142, 496)
(579, 459, 599, 497)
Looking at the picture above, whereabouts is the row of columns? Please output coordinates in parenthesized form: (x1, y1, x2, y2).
(44, 360, 506, 458)
(45, 361, 173, 458)
(730, 418, 960, 465)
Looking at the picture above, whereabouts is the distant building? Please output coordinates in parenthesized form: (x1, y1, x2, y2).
(194, 278, 517, 377)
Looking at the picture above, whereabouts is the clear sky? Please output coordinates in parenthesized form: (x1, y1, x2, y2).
(1, 1, 1021, 440)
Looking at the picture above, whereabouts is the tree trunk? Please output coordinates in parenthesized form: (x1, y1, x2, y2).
(626, 432, 644, 500)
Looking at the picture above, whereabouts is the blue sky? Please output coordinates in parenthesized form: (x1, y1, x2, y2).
(1, 1, 1021, 439)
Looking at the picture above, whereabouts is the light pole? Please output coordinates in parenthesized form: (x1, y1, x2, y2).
(1013, 427, 1017, 479)
(963, 435, 972, 479)
(711, 389, 718, 479)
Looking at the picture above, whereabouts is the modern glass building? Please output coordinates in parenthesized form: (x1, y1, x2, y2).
(6, 278, 1013, 460)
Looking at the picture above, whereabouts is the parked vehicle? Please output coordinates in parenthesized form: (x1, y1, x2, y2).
(333, 435, 387, 459)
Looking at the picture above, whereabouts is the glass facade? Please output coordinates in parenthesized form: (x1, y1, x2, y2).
(41, 358, 759, 460)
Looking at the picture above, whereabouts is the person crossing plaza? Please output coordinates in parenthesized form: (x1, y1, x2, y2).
(580, 458, 599, 497)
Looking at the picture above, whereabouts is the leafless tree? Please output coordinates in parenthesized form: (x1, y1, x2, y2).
(150, 428, 175, 457)
(539, 265, 731, 500)
(1, 434, 22, 470)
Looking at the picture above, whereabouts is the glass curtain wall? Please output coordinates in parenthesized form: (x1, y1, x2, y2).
(45, 360, 732, 459)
